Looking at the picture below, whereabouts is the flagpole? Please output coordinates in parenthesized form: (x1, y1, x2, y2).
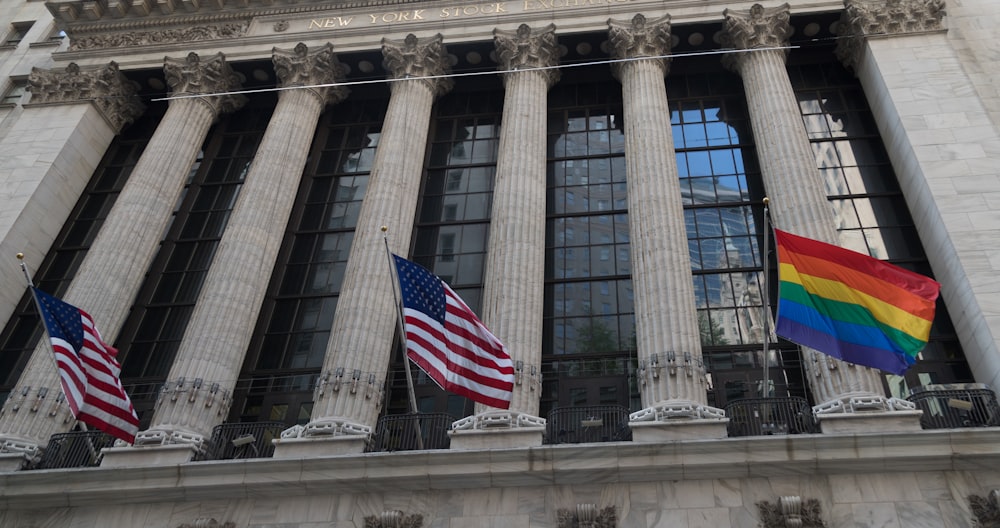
(16, 253, 89, 434)
(381, 227, 426, 451)
(761, 198, 771, 398)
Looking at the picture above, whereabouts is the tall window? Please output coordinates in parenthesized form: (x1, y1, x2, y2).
(384, 81, 503, 419)
(117, 96, 273, 424)
(788, 54, 970, 397)
(231, 91, 388, 425)
(542, 67, 635, 415)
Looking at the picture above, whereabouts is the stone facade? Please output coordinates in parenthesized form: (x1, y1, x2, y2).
(1, 0, 1000, 526)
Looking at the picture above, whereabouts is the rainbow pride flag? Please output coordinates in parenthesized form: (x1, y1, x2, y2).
(774, 229, 940, 375)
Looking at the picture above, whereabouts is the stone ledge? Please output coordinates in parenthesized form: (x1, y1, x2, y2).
(2, 428, 999, 510)
(100, 444, 200, 468)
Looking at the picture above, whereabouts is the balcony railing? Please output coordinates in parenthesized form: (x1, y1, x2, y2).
(367, 413, 454, 452)
(725, 397, 820, 437)
(545, 405, 632, 444)
(906, 384, 1000, 429)
(36, 430, 116, 469)
(206, 421, 285, 460)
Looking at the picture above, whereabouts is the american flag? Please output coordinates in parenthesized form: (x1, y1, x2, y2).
(392, 254, 515, 409)
(32, 288, 139, 443)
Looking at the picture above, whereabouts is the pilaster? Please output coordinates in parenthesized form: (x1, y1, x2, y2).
(0, 61, 143, 347)
(835, 0, 1000, 396)
(278, 34, 451, 456)
(450, 24, 558, 449)
(721, 4, 908, 428)
(1, 53, 245, 460)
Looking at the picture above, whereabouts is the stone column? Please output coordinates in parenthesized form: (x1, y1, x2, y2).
(838, 2, 1000, 394)
(608, 14, 727, 441)
(105, 44, 349, 465)
(721, 4, 920, 432)
(450, 24, 558, 449)
(0, 53, 245, 462)
(274, 34, 452, 458)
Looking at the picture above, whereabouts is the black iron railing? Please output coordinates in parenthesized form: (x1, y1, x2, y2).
(367, 413, 454, 452)
(725, 397, 820, 437)
(35, 430, 116, 469)
(206, 421, 285, 460)
(906, 384, 1000, 429)
(545, 405, 632, 445)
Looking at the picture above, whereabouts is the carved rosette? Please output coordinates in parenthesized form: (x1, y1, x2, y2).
(607, 13, 672, 79)
(493, 23, 560, 87)
(557, 504, 617, 528)
(176, 519, 235, 528)
(381, 33, 453, 96)
(273, 42, 350, 107)
(363, 510, 423, 528)
(163, 52, 247, 115)
(720, 3, 793, 72)
(27, 61, 145, 133)
(836, 0, 947, 70)
(69, 23, 248, 51)
(756, 496, 826, 528)
(970, 490, 1000, 527)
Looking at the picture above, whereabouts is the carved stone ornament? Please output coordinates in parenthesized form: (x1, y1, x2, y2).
(273, 42, 349, 106)
(381, 33, 453, 96)
(720, 3, 793, 71)
(176, 519, 235, 528)
(493, 23, 560, 86)
(363, 510, 424, 528)
(69, 23, 248, 51)
(607, 13, 673, 78)
(27, 61, 145, 133)
(163, 52, 247, 115)
(970, 489, 1000, 528)
(835, 0, 947, 70)
(756, 496, 826, 528)
(557, 504, 617, 528)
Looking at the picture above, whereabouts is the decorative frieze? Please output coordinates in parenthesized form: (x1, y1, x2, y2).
(607, 13, 671, 78)
(381, 33, 453, 96)
(757, 496, 826, 528)
(26, 61, 144, 133)
(836, 0, 947, 70)
(68, 23, 248, 50)
(364, 510, 423, 528)
(557, 504, 616, 528)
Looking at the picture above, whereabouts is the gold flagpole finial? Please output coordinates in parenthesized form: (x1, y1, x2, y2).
(381, 225, 388, 232)
(762, 197, 769, 206)
(16, 252, 24, 260)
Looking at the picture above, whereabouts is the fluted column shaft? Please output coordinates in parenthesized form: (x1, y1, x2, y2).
(307, 35, 451, 433)
(612, 18, 707, 406)
(0, 53, 244, 452)
(145, 45, 348, 443)
(723, 4, 884, 403)
(473, 24, 559, 419)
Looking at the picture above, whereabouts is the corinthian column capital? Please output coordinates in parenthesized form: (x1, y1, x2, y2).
(607, 13, 673, 78)
(493, 23, 560, 87)
(27, 61, 145, 133)
(273, 42, 350, 107)
(836, 0, 947, 70)
(381, 33, 453, 96)
(163, 52, 247, 115)
(720, 3, 792, 71)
